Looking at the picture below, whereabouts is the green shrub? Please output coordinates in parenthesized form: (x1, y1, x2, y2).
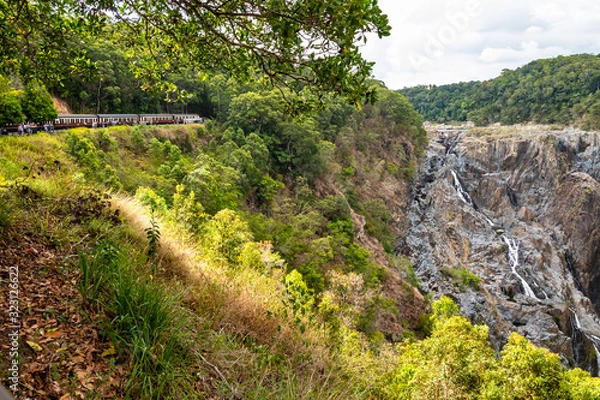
(65, 131, 122, 188)
(316, 195, 351, 222)
(441, 266, 482, 291)
(65, 132, 102, 171)
(391, 255, 420, 289)
(362, 199, 394, 253)
(135, 186, 168, 214)
(257, 174, 284, 205)
(202, 209, 253, 265)
(297, 263, 325, 293)
(130, 125, 148, 153)
(345, 243, 386, 287)
(94, 129, 117, 152)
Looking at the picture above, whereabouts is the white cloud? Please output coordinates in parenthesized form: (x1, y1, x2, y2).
(530, 2, 565, 24)
(479, 41, 568, 64)
(361, 0, 600, 89)
(525, 26, 543, 34)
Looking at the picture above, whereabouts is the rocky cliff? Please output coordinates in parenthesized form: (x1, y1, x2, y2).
(400, 126, 600, 374)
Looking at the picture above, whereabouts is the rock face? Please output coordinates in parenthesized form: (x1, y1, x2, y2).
(401, 128, 600, 374)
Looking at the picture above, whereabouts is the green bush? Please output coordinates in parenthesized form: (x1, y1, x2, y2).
(345, 243, 386, 287)
(362, 199, 394, 253)
(297, 263, 325, 294)
(65, 132, 103, 171)
(0, 90, 24, 125)
(441, 266, 482, 291)
(391, 255, 420, 289)
(202, 209, 253, 265)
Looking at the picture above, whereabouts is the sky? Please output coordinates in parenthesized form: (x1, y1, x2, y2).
(360, 0, 600, 89)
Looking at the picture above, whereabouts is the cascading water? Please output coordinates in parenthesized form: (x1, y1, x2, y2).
(501, 236, 538, 299)
(450, 169, 495, 226)
(590, 334, 600, 374)
(451, 170, 475, 208)
(571, 310, 600, 374)
(403, 129, 600, 375)
(451, 168, 539, 299)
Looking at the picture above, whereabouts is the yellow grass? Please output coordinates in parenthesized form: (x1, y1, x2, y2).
(111, 195, 307, 352)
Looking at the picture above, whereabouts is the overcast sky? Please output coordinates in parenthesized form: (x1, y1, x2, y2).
(360, 0, 600, 89)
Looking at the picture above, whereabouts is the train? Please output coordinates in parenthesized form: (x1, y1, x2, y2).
(1, 113, 204, 134)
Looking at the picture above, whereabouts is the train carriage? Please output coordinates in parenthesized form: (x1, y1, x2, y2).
(175, 114, 202, 124)
(55, 114, 98, 128)
(138, 114, 176, 125)
(97, 114, 139, 125)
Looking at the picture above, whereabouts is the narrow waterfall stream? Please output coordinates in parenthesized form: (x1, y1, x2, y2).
(450, 168, 540, 299)
(450, 170, 476, 209)
(501, 236, 538, 299)
(571, 310, 600, 373)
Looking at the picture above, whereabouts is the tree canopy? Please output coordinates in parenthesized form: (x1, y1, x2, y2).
(398, 54, 600, 127)
(1, 0, 391, 105)
(21, 81, 57, 122)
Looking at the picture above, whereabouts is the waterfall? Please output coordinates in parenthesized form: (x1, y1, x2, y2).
(451, 170, 475, 207)
(590, 334, 600, 374)
(502, 236, 539, 299)
(571, 309, 600, 374)
(405, 131, 600, 374)
(450, 169, 540, 299)
(572, 310, 582, 329)
(450, 170, 496, 227)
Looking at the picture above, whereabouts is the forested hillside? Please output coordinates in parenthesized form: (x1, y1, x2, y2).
(3, 88, 600, 398)
(399, 54, 600, 128)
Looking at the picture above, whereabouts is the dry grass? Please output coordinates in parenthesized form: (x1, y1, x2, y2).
(109, 195, 363, 398)
(112, 196, 310, 352)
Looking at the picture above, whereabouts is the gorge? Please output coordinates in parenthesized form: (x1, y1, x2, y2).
(399, 126, 600, 374)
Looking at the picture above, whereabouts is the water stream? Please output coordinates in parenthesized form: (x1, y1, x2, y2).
(450, 168, 540, 299)
(571, 309, 600, 373)
(450, 170, 475, 208)
(501, 236, 538, 299)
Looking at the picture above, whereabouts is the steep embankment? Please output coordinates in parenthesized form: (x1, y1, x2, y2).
(401, 125, 600, 374)
(0, 94, 429, 398)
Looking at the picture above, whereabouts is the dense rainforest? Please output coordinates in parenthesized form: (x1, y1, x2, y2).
(398, 54, 600, 128)
(2, 1, 600, 399)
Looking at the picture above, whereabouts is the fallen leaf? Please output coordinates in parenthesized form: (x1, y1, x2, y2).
(101, 346, 116, 357)
(76, 370, 95, 390)
(71, 355, 85, 364)
(45, 330, 63, 338)
(27, 247, 39, 255)
(26, 340, 43, 352)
